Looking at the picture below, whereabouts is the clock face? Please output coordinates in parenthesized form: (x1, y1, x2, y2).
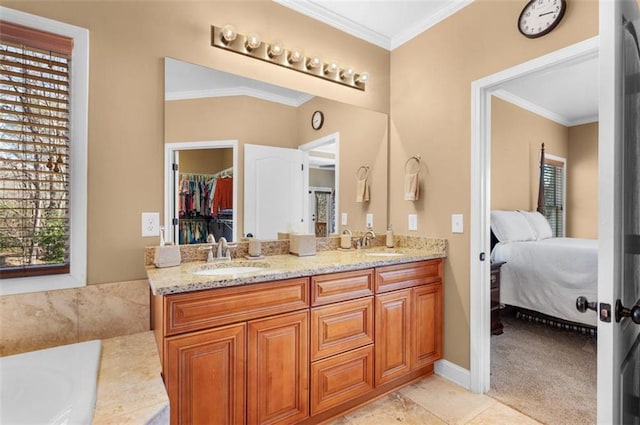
(518, 0, 566, 39)
(312, 111, 324, 130)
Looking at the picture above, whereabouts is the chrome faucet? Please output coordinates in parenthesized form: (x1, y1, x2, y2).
(359, 229, 376, 249)
(217, 237, 229, 260)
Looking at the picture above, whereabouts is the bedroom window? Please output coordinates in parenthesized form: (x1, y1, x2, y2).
(0, 8, 88, 295)
(542, 155, 566, 237)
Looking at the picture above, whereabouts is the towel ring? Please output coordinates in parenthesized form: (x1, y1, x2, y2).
(404, 155, 421, 174)
(356, 165, 370, 180)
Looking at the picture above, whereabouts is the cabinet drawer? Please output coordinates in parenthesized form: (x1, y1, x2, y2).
(375, 259, 442, 293)
(311, 345, 374, 415)
(163, 277, 309, 336)
(311, 269, 374, 306)
(311, 297, 374, 361)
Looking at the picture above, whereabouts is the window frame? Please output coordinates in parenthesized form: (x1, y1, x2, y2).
(0, 7, 88, 295)
(542, 153, 567, 238)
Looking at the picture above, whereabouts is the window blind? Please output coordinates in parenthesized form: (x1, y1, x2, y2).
(542, 159, 565, 237)
(0, 21, 73, 278)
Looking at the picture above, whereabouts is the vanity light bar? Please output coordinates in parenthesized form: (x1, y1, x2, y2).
(211, 25, 368, 91)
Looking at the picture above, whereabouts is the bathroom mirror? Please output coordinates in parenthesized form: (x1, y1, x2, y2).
(164, 57, 388, 242)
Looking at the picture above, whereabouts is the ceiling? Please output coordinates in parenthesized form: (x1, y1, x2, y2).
(166, 1, 599, 127)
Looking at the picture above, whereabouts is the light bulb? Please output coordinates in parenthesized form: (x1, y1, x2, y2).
(340, 66, 355, 80)
(268, 41, 284, 58)
(324, 61, 339, 75)
(307, 55, 321, 70)
(245, 33, 261, 51)
(221, 24, 237, 44)
(288, 48, 303, 64)
(356, 72, 369, 84)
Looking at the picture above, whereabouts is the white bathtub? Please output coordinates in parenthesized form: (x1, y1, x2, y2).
(0, 340, 102, 425)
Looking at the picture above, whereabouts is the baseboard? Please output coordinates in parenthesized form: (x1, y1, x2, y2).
(434, 359, 471, 390)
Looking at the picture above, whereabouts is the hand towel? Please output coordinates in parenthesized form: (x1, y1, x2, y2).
(404, 172, 419, 201)
(356, 178, 369, 202)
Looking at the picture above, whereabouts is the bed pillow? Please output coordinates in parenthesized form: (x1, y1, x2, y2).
(490, 210, 537, 243)
(519, 210, 553, 240)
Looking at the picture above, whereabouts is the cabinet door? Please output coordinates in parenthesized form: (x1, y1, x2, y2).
(375, 289, 411, 385)
(166, 323, 246, 425)
(412, 284, 443, 369)
(248, 310, 309, 425)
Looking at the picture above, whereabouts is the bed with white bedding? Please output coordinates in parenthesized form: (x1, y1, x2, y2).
(490, 210, 598, 327)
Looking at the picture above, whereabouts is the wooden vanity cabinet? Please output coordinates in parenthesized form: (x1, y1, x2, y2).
(374, 260, 443, 386)
(153, 259, 443, 425)
(248, 310, 309, 425)
(309, 269, 375, 415)
(165, 323, 246, 425)
(154, 277, 309, 425)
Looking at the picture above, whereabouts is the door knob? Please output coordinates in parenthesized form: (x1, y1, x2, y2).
(615, 300, 640, 324)
(576, 296, 598, 313)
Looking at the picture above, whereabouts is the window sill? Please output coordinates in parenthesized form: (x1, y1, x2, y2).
(0, 272, 86, 296)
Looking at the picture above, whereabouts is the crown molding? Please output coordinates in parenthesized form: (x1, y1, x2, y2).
(275, 0, 474, 51)
(166, 86, 314, 107)
(390, 0, 474, 50)
(492, 89, 598, 127)
(274, 0, 390, 49)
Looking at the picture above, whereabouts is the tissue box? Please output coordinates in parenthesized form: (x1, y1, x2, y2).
(289, 234, 316, 256)
(154, 245, 181, 268)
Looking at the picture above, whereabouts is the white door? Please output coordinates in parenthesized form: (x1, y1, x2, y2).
(244, 144, 306, 239)
(598, 1, 640, 423)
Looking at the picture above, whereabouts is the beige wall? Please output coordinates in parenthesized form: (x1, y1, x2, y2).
(491, 97, 569, 211)
(3, 0, 389, 285)
(309, 168, 335, 189)
(179, 148, 233, 175)
(389, 0, 598, 368)
(567, 122, 599, 238)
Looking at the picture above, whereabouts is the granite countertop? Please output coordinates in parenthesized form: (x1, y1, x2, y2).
(93, 331, 169, 425)
(147, 246, 446, 295)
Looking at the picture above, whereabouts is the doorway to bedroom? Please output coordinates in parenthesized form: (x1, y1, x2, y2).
(470, 37, 599, 425)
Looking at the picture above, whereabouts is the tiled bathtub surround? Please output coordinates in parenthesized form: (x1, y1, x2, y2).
(0, 279, 150, 357)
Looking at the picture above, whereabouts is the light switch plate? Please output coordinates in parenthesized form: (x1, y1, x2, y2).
(451, 214, 464, 233)
(341, 212, 348, 226)
(408, 214, 418, 231)
(366, 213, 373, 228)
(141, 212, 160, 237)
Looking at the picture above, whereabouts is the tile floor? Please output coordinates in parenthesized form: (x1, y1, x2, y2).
(327, 374, 542, 425)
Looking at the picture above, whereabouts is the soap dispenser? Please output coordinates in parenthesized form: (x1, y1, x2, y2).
(386, 225, 394, 248)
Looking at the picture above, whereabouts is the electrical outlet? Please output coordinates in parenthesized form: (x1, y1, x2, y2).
(341, 212, 348, 226)
(141, 212, 160, 237)
(408, 214, 418, 231)
(366, 213, 373, 228)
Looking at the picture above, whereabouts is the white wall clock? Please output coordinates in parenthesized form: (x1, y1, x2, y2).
(518, 0, 567, 39)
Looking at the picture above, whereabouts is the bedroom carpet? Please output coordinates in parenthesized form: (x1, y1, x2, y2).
(488, 311, 597, 425)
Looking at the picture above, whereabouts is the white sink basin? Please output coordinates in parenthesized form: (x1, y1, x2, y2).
(364, 252, 404, 257)
(0, 340, 102, 425)
(191, 265, 267, 276)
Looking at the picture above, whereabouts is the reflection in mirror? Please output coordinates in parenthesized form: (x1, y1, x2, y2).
(176, 148, 233, 244)
(164, 57, 388, 241)
(164, 140, 238, 245)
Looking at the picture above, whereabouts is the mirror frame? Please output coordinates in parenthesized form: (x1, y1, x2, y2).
(164, 140, 239, 244)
